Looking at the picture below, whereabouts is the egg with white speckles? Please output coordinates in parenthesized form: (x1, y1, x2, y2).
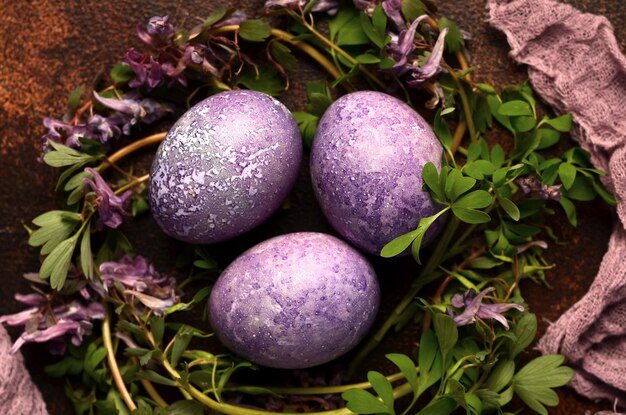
(149, 90, 302, 243)
(208, 232, 380, 369)
(310, 91, 445, 256)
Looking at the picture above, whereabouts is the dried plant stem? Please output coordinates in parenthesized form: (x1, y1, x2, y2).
(103, 309, 137, 411)
(100, 132, 167, 173)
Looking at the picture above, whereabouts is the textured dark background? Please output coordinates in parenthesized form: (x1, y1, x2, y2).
(0, 0, 623, 413)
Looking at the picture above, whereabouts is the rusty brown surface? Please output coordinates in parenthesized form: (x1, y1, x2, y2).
(0, 0, 623, 413)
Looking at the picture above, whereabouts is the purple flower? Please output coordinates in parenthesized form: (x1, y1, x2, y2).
(123, 49, 187, 90)
(353, 0, 378, 14)
(137, 15, 175, 48)
(264, 0, 339, 15)
(99, 255, 178, 315)
(93, 92, 172, 135)
(406, 27, 449, 87)
(388, 15, 427, 70)
(83, 167, 131, 229)
(516, 176, 561, 201)
(41, 115, 121, 152)
(382, 0, 404, 30)
(0, 293, 105, 354)
(448, 287, 524, 330)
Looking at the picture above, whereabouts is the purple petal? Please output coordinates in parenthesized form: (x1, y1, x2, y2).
(407, 27, 449, 86)
(214, 10, 248, 28)
(476, 303, 525, 330)
(125, 291, 174, 315)
(388, 15, 428, 69)
(382, 0, 404, 31)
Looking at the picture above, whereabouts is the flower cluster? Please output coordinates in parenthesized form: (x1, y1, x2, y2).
(83, 167, 132, 229)
(517, 175, 562, 201)
(448, 287, 524, 330)
(264, 0, 339, 15)
(0, 291, 105, 354)
(99, 255, 178, 315)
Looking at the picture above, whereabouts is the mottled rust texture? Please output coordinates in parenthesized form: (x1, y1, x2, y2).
(0, 0, 624, 413)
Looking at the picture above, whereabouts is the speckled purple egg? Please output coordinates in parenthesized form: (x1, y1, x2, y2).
(310, 91, 444, 255)
(149, 90, 302, 243)
(208, 232, 380, 369)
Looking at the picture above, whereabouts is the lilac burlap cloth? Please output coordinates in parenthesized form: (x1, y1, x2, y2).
(0, 326, 47, 413)
(488, 0, 626, 407)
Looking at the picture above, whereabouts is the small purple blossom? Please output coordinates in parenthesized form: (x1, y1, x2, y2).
(93, 92, 172, 135)
(123, 48, 187, 90)
(516, 176, 561, 201)
(41, 115, 120, 151)
(264, 0, 339, 15)
(382, 0, 404, 31)
(448, 287, 524, 330)
(83, 167, 132, 229)
(99, 255, 178, 315)
(0, 292, 105, 354)
(137, 15, 175, 48)
(388, 15, 427, 70)
(406, 27, 449, 87)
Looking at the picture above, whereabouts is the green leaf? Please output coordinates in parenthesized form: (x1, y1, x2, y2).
(486, 360, 515, 393)
(401, 0, 427, 22)
(564, 175, 596, 201)
(537, 128, 561, 149)
(415, 396, 457, 415)
(451, 207, 491, 224)
(498, 100, 533, 117)
(237, 65, 283, 96)
(110, 63, 134, 86)
(79, 222, 93, 279)
(139, 370, 178, 387)
(453, 190, 492, 209)
(171, 326, 194, 367)
(476, 83, 496, 94)
(432, 313, 458, 357)
(167, 400, 204, 415)
(490, 144, 505, 167)
(32, 210, 82, 227)
(40, 235, 79, 289)
(513, 355, 574, 415)
(558, 162, 577, 190)
(270, 41, 296, 71)
(437, 18, 464, 53)
(356, 53, 381, 64)
(511, 115, 536, 133)
(386, 354, 418, 397)
(68, 85, 85, 111)
(510, 313, 537, 357)
(372, 5, 388, 38)
(559, 196, 577, 227)
(342, 388, 393, 414)
(189, 8, 227, 39)
(497, 195, 520, 221)
(487, 95, 514, 133)
(150, 316, 165, 347)
(410, 209, 450, 263)
(238, 19, 271, 42)
(368, 371, 395, 412)
(381, 229, 420, 258)
(422, 162, 444, 202)
(543, 114, 573, 132)
(337, 13, 369, 46)
(450, 176, 476, 201)
(293, 112, 319, 149)
(360, 12, 385, 48)
(329, 9, 357, 40)
(464, 160, 495, 180)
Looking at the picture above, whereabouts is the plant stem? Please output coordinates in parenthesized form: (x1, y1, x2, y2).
(114, 173, 150, 194)
(211, 25, 342, 82)
(100, 132, 167, 174)
(450, 119, 467, 154)
(292, 15, 388, 91)
(348, 216, 461, 374)
(103, 308, 137, 411)
(236, 370, 414, 395)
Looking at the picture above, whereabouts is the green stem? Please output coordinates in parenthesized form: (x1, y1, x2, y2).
(451, 74, 477, 143)
(291, 13, 388, 91)
(348, 216, 461, 374)
(103, 309, 138, 412)
(230, 370, 414, 395)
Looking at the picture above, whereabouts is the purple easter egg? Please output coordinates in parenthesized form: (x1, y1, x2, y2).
(208, 232, 380, 369)
(149, 90, 302, 243)
(310, 91, 444, 255)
